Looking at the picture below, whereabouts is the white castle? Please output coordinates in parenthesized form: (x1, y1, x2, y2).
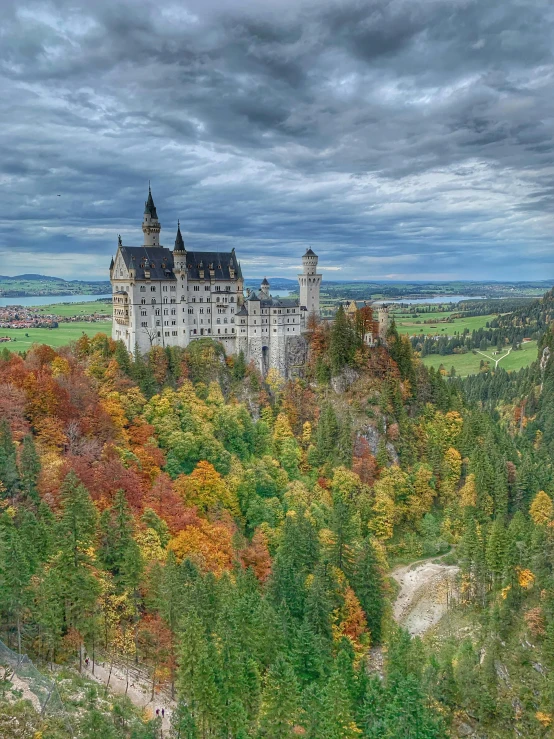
(110, 188, 321, 376)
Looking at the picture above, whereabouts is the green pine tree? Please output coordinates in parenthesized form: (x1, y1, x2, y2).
(258, 656, 300, 738)
(351, 537, 384, 644)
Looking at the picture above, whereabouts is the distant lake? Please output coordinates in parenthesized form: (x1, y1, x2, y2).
(0, 289, 293, 308)
(0, 294, 113, 308)
(376, 295, 486, 305)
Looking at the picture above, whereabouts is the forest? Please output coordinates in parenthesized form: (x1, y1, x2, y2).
(1, 297, 554, 737)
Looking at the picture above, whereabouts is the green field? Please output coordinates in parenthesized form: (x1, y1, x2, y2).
(394, 310, 495, 336)
(34, 300, 112, 317)
(0, 321, 112, 350)
(421, 340, 538, 377)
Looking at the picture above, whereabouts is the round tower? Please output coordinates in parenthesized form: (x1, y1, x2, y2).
(298, 247, 322, 317)
(142, 185, 161, 247)
(378, 304, 390, 342)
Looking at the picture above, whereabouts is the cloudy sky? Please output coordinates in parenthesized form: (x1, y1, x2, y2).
(1, 0, 554, 281)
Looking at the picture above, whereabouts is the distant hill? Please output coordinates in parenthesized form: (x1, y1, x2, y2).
(0, 274, 64, 282)
(0, 274, 111, 298)
(0, 274, 109, 284)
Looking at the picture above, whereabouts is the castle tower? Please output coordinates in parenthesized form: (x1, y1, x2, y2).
(142, 185, 161, 247)
(173, 220, 186, 271)
(173, 219, 187, 293)
(298, 247, 321, 317)
(260, 277, 270, 299)
(378, 304, 390, 342)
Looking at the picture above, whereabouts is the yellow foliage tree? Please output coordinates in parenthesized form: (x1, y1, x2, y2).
(136, 528, 166, 562)
(459, 474, 477, 508)
(333, 586, 368, 652)
(206, 381, 224, 407)
(407, 464, 434, 521)
(440, 447, 462, 501)
(174, 461, 239, 516)
(370, 489, 395, 541)
(265, 367, 285, 396)
(516, 567, 535, 589)
(272, 413, 294, 456)
(51, 356, 71, 378)
(168, 520, 235, 575)
(530, 491, 553, 526)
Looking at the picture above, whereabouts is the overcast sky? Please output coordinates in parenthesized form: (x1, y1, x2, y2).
(1, 0, 554, 282)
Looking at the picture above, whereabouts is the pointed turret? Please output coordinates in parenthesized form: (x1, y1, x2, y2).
(144, 184, 158, 219)
(174, 220, 185, 251)
(260, 277, 270, 298)
(142, 184, 161, 246)
(173, 220, 187, 281)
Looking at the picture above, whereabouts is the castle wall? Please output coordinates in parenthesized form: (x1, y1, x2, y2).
(247, 336, 263, 374)
(285, 335, 309, 378)
(269, 334, 287, 377)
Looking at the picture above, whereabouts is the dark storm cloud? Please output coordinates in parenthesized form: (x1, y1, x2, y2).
(1, 0, 554, 279)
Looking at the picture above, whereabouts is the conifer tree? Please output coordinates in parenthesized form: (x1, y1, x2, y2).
(19, 435, 41, 504)
(317, 664, 360, 739)
(115, 339, 133, 376)
(258, 656, 299, 738)
(485, 518, 507, 590)
(351, 537, 384, 644)
(0, 523, 31, 654)
(0, 419, 19, 499)
(56, 472, 100, 650)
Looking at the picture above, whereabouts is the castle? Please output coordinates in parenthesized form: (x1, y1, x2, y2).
(110, 188, 320, 376)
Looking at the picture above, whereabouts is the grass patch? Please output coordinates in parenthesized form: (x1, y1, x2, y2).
(421, 341, 538, 377)
(0, 322, 112, 350)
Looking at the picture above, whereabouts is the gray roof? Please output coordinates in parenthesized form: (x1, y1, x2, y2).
(117, 245, 242, 281)
(304, 247, 317, 257)
(120, 246, 176, 280)
(236, 305, 248, 316)
(239, 295, 300, 313)
(261, 277, 269, 286)
(186, 249, 242, 280)
(261, 297, 299, 308)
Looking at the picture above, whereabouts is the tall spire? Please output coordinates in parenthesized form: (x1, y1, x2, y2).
(174, 219, 185, 251)
(144, 184, 158, 219)
(142, 184, 161, 246)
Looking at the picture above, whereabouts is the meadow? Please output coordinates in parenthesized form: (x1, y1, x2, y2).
(35, 300, 112, 317)
(0, 321, 112, 350)
(421, 340, 538, 377)
(393, 309, 495, 336)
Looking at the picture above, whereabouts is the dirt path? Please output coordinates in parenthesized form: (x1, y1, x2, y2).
(85, 660, 174, 734)
(391, 557, 459, 637)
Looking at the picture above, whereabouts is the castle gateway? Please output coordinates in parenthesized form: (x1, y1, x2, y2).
(110, 188, 321, 377)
